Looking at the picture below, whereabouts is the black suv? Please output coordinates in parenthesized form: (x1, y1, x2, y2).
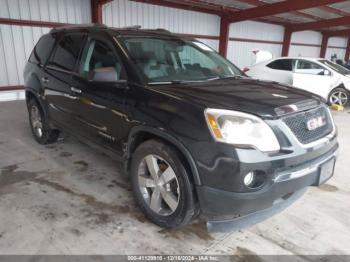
(24, 24, 338, 229)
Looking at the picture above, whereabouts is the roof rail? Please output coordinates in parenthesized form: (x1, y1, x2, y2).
(121, 25, 142, 30)
(155, 28, 171, 34)
(50, 23, 108, 33)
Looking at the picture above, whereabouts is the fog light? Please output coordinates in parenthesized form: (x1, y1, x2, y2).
(244, 172, 255, 186)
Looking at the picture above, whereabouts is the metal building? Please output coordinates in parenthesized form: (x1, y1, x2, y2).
(1, 0, 350, 89)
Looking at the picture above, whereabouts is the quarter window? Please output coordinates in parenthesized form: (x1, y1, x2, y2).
(48, 34, 85, 71)
(267, 59, 294, 71)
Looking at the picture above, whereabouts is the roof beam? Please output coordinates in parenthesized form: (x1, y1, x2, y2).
(291, 16, 350, 31)
(318, 5, 350, 16)
(181, 0, 233, 12)
(99, 0, 113, 4)
(324, 29, 350, 37)
(227, 0, 292, 23)
(131, 0, 289, 25)
(234, 0, 323, 21)
(0, 17, 68, 28)
(130, 0, 222, 15)
(229, 0, 346, 22)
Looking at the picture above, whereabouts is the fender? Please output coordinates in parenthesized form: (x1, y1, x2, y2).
(127, 125, 201, 185)
(342, 78, 350, 91)
(25, 73, 49, 119)
(26, 89, 52, 124)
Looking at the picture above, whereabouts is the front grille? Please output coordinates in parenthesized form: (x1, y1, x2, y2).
(283, 106, 333, 144)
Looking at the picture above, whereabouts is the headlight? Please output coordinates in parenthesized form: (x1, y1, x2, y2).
(205, 108, 280, 152)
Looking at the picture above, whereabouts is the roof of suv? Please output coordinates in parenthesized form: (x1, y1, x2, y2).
(50, 23, 179, 38)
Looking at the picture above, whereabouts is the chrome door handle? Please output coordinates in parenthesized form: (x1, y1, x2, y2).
(41, 77, 49, 83)
(64, 94, 77, 100)
(71, 87, 82, 94)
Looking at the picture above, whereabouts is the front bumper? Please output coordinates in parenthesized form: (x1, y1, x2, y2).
(196, 143, 338, 222)
(207, 188, 306, 232)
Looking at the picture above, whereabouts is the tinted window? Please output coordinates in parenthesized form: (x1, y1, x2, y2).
(79, 39, 125, 81)
(267, 59, 293, 71)
(29, 34, 56, 65)
(49, 34, 85, 71)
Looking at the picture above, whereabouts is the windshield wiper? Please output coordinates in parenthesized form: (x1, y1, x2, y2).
(220, 75, 244, 80)
(149, 80, 192, 85)
(148, 76, 246, 85)
(149, 78, 219, 85)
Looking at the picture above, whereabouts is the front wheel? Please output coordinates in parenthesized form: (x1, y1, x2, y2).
(328, 88, 349, 106)
(130, 139, 197, 228)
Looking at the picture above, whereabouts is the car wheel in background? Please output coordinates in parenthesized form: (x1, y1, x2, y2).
(131, 139, 197, 228)
(328, 88, 349, 106)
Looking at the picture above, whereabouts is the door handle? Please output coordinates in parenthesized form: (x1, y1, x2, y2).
(41, 77, 49, 83)
(71, 87, 82, 94)
(64, 94, 78, 100)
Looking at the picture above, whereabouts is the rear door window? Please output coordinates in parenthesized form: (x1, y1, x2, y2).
(267, 59, 295, 71)
(29, 34, 56, 65)
(48, 34, 86, 72)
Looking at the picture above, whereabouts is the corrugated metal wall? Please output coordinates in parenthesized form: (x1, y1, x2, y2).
(105, 0, 350, 68)
(289, 31, 322, 58)
(228, 21, 283, 69)
(1, 0, 349, 87)
(326, 37, 347, 61)
(0, 0, 91, 86)
(102, 0, 220, 51)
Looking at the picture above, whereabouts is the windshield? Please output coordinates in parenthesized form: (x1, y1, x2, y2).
(319, 59, 350, 75)
(120, 37, 242, 83)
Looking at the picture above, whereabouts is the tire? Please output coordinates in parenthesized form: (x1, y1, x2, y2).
(130, 139, 197, 228)
(328, 87, 349, 106)
(27, 98, 60, 144)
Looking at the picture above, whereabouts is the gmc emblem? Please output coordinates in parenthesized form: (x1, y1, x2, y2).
(306, 116, 326, 131)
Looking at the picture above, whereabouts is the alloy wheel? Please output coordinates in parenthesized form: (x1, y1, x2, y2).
(330, 90, 348, 106)
(30, 105, 43, 138)
(137, 154, 180, 216)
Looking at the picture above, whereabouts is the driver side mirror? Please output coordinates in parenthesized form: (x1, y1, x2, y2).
(323, 69, 331, 76)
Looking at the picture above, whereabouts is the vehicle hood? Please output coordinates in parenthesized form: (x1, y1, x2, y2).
(149, 78, 322, 119)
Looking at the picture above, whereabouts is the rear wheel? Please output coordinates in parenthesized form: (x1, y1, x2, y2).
(328, 88, 349, 106)
(28, 98, 60, 144)
(131, 139, 196, 228)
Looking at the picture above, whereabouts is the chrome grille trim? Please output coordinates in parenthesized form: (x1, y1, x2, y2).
(278, 106, 336, 149)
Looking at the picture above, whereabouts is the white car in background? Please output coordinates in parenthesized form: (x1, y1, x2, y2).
(244, 57, 350, 106)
